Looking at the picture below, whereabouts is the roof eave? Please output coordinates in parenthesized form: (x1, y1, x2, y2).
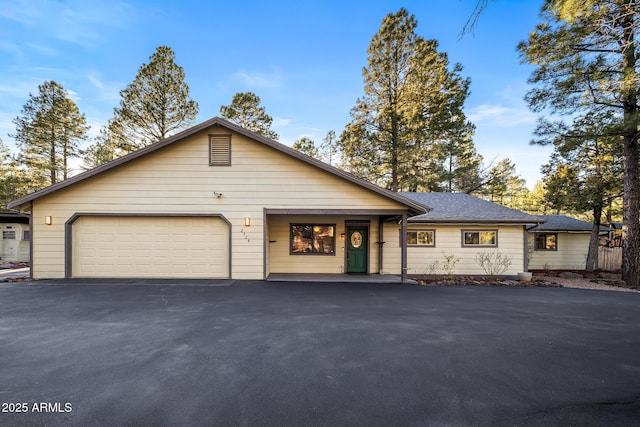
(408, 218, 543, 225)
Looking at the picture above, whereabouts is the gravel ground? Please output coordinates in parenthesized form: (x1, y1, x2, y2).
(546, 276, 640, 293)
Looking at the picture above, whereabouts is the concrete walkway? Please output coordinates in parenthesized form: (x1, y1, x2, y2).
(266, 273, 405, 283)
(0, 267, 29, 280)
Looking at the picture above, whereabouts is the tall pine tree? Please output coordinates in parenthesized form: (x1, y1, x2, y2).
(340, 9, 475, 192)
(519, 0, 640, 286)
(112, 46, 199, 148)
(12, 80, 88, 186)
(220, 92, 279, 140)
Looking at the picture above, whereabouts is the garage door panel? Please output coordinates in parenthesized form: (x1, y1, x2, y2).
(72, 216, 229, 278)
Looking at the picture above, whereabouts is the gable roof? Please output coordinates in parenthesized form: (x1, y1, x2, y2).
(527, 215, 609, 233)
(400, 192, 543, 224)
(8, 117, 426, 215)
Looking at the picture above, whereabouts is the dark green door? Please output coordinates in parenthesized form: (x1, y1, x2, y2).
(346, 226, 368, 273)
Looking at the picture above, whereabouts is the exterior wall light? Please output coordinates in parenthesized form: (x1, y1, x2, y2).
(244, 216, 251, 227)
(45, 216, 52, 225)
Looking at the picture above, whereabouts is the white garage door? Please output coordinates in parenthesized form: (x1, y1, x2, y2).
(72, 216, 229, 278)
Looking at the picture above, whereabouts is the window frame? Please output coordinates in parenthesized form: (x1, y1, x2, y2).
(461, 229, 498, 247)
(209, 134, 232, 166)
(407, 229, 436, 247)
(289, 224, 337, 256)
(534, 233, 558, 251)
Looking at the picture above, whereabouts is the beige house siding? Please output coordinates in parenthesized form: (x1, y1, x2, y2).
(30, 127, 407, 279)
(268, 215, 385, 274)
(528, 233, 589, 270)
(405, 224, 525, 276)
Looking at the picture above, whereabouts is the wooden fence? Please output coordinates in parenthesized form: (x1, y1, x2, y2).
(598, 247, 622, 271)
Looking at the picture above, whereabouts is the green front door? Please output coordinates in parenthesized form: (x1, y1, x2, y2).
(346, 226, 368, 273)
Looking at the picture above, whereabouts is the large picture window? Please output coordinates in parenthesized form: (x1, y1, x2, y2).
(290, 224, 336, 255)
(462, 230, 497, 247)
(535, 233, 557, 251)
(407, 230, 435, 246)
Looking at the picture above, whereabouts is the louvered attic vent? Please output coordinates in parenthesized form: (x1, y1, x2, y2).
(209, 134, 231, 166)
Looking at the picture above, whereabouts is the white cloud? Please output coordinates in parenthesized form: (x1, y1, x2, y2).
(231, 67, 283, 88)
(467, 103, 536, 127)
(24, 42, 58, 56)
(0, 0, 137, 48)
(273, 118, 292, 127)
(86, 72, 122, 102)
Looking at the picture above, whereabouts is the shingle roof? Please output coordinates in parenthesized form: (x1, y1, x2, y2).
(401, 192, 543, 224)
(527, 215, 609, 232)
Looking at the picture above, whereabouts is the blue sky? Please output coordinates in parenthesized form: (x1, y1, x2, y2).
(0, 0, 550, 187)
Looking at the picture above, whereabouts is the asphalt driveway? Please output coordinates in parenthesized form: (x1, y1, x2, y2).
(1, 280, 639, 426)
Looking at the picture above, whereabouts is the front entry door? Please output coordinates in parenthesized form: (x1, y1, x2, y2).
(346, 226, 368, 273)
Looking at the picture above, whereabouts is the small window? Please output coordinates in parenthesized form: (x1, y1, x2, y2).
(407, 230, 435, 247)
(290, 224, 336, 255)
(2, 230, 16, 240)
(23, 230, 31, 241)
(535, 233, 557, 251)
(209, 134, 231, 166)
(462, 230, 497, 247)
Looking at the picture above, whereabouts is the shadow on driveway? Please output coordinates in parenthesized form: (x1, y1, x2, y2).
(1, 280, 639, 426)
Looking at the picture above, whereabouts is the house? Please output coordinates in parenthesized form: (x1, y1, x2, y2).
(0, 211, 30, 262)
(400, 193, 543, 276)
(8, 117, 426, 282)
(527, 215, 608, 270)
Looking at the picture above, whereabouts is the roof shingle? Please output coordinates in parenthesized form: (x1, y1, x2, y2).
(401, 192, 543, 224)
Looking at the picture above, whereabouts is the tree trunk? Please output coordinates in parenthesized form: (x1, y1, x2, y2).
(390, 115, 399, 192)
(621, 7, 640, 287)
(585, 204, 602, 271)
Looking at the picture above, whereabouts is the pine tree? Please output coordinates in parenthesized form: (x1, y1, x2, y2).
(536, 111, 623, 270)
(519, 0, 640, 285)
(0, 139, 31, 208)
(479, 158, 527, 206)
(292, 137, 320, 159)
(12, 80, 88, 186)
(320, 130, 341, 167)
(113, 46, 198, 148)
(82, 117, 137, 169)
(220, 92, 279, 140)
(340, 9, 474, 191)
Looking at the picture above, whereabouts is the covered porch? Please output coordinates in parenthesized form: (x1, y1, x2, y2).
(263, 209, 411, 282)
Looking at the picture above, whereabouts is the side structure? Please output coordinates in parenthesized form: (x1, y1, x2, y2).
(527, 215, 609, 271)
(400, 193, 544, 277)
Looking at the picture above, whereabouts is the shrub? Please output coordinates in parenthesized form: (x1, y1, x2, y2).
(422, 252, 460, 280)
(475, 251, 512, 280)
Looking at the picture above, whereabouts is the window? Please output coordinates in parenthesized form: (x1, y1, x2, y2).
(535, 233, 557, 251)
(407, 230, 435, 246)
(462, 230, 497, 247)
(23, 230, 31, 241)
(209, 134, 231, 166)
(290, 224, 336, 255)
(2, 230, 15, 240)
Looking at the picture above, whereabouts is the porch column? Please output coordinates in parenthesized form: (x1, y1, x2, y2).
(378, 218, 384, 274)
(401, 211, 408, 283)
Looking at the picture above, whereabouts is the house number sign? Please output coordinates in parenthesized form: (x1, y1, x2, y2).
(351, 231, 363, 248)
